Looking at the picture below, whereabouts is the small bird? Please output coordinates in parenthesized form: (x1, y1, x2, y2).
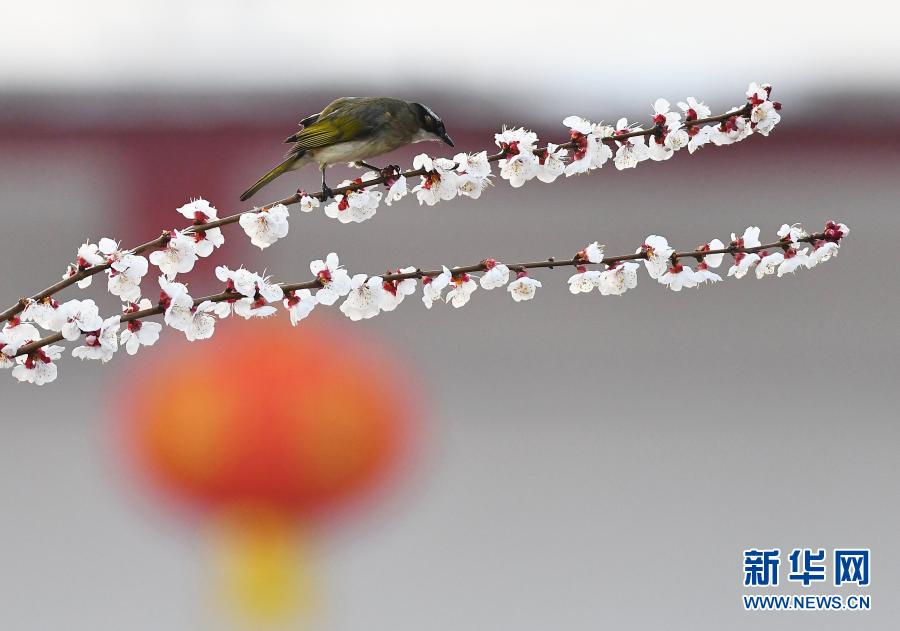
(240, 96, 454, 202)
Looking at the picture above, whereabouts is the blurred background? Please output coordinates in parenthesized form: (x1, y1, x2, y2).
(1, 1, 899, 629)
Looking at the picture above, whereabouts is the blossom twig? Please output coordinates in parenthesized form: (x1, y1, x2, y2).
(0, 85, 777, 324)
(11, 222, 844, 362)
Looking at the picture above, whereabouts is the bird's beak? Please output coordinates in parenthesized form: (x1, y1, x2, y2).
(440, 132, 454, 147)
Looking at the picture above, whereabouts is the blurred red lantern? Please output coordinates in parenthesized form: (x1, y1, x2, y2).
(118, 315, 419, 623)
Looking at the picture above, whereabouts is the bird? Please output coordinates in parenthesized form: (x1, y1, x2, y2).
(240, 97, 454, 202)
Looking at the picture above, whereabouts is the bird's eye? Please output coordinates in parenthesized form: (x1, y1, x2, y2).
(424, 116, 433, 125)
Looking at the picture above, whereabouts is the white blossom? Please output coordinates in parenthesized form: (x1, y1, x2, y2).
(283, 289, 317, 325)
(215, 265, 259, 298)
(777, 249, 810, 276)
(78, 239, 109, 268)
(454, 151, 492, 178)
(755, 251, 785, 278)
(446, 274, 478, 308)
(159, 276, 194, 331)
(495, 128, 540, 187)
(106, 251, 149, 303)
(1, 320, 41, 354)
(72, 315, 120, 362)
(677, 97, 712, 121)
(412, 155, 459, 205)
(613, 118, 650, 170)
(340, 274, 386, 321)
(120, 300, 162, 355)
(380, 267, 417, 312)
(495, 127, 538, 154)
(687, 125, 713, 153)
(20, 299, 59, 330)
(12, 345, 63, 385)
(563, 116, 609, 176)
(702, 238, 726, 268)
(709, 111, 752, 146)
(581, 241, 605, 264)
(499, 151, 539, 187)
(507, 273, 541, 302)
(693, 265, 723, 284)
(192, 227, 224, 257)
(422, 267, 452, 309)
(806, 241, 840, 268)
(456, 173, 491, 199)
(480, 260, 510, 290)
(215, 266, 282, 320)
(535, 144, 568, 183)
(0, 329, 16, 370)
(239, 204, 290, 249)
(325, 180, 383, 223)
(149, 230, 198, 279)
(183, 301, 218, 341)
(384, 175, 408, 206)
(568, 268, 601, 293)
(232, 297, 278, 319)
(746, 83, 781, 138)
(732, 226, 762, 249)
(52, 299, 104, 341)
(726, 228, 763, 278)
(215, 266, 283, 303)
(727, 253, 761, 278)
(666, 127, 690, 151)
(176, 198, 224, 257)
(638, 235, 674, 279)
(177, 198, 216, 223)
(598, 262, 639, 296)
(310, 253, 352, 306)
(752, 100, 781, 136)
(678, 97, 714, 154)
(63, 238, 116, 289)
(298, 194, 320, 213)
(659, 264, 698, 291)
(777, 223, 808, 244)
(647, 99, 684, 162)
(746, 82, 770, 103)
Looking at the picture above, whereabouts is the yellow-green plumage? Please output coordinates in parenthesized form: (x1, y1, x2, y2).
(239, 160, 296, 203)
(240, 96, 453, 202)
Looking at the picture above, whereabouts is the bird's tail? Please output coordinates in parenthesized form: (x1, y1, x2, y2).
(240, 155, 303, 202)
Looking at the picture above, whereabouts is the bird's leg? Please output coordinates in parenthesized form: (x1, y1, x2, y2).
(354, 161, 402, 181)
(320, 165, 334, 200)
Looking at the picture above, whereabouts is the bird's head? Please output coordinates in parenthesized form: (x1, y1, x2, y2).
(411, 102, 454, 147)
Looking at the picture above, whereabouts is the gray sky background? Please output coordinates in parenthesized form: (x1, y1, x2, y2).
(3, 0, 899, 121)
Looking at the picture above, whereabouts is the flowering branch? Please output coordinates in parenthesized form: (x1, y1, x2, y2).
(4, 220, 848, 385)
(0, 83, 781, 324)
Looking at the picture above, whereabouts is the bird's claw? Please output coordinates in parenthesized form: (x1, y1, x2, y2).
(321, 184, 335, 201)
(380, 164, 401, 180)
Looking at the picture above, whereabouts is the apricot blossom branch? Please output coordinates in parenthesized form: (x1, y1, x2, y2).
(3, 220, 848, 385)
(0, 83, 781, 324)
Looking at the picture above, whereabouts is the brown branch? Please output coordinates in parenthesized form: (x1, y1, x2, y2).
(0, 97, 758, 324)
(13, 228, 823, 359)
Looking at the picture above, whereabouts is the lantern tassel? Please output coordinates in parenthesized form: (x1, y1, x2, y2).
(213, 508, 317, 627)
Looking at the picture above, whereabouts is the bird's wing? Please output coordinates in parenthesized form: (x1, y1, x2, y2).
(317, 97, 360, 119)
(297, 112, 321, 128)
(284, 99, 377, 157)
(284, 97, 363, 144)
(283, 112, 325, 143)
